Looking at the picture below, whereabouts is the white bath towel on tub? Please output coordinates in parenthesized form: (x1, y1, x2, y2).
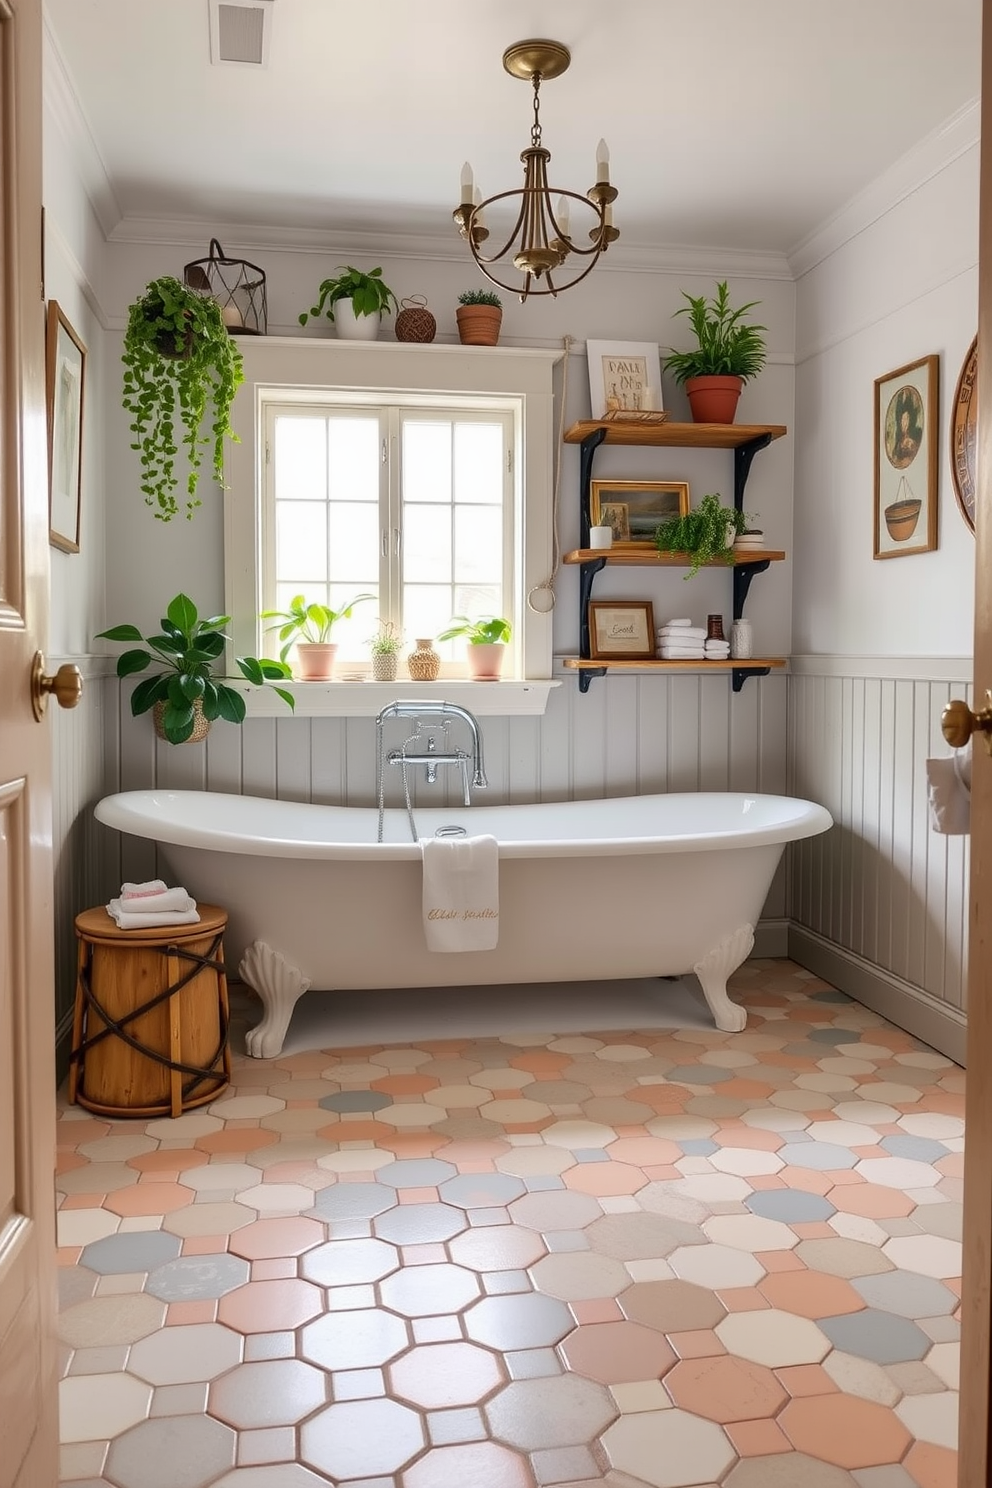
(421, 835, 499, 951)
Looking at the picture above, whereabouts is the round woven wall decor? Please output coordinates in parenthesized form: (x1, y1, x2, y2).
(395, 296, 436, 343)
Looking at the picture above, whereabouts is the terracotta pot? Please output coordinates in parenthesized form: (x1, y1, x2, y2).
(685, 375, 743, 424)
(334, 299, 381, 341)
(456, 304, 502, 346)
(294, 642, 338, 680)
(467, 642, 505, 681)
(153, 697, 210, 744)
(884, 499, 922, 542)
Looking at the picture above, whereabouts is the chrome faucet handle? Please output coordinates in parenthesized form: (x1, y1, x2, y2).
(459, 756, 472, 807)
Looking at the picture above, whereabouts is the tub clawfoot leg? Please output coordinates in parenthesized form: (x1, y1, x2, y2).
(693, 924, 753, 1033)
(239, 941, 312, 1059)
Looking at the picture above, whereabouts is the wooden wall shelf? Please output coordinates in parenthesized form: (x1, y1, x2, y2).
(564, 549, 786, 568)
(564, 420, 788, 449)
(563, 658, 787, 675)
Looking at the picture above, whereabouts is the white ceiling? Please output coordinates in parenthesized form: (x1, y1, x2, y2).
(44, 0, 982, 257)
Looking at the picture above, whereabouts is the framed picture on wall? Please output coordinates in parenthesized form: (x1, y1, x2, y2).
(590, 479, 690, 549)
(46, 301, 87, 553)
(873, 354, 938, 560)
(588, 600, 656, 660)
(586, 340, 663, 419)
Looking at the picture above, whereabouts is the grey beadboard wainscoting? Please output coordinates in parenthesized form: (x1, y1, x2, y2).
(787, 657, 972, 1064)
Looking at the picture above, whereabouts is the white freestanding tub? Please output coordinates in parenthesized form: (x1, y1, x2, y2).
(95, 790, 833, 1058)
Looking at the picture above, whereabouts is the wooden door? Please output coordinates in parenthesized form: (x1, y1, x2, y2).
(958, 3, 992, 1479)
(0, 0, 60, 1483)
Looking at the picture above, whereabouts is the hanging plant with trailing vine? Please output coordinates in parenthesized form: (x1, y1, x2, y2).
(122, 276, 245, 522)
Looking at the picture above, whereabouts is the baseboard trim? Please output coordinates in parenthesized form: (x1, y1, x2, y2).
(754, 918, 789, 959)
(787, 924, 966, 1066)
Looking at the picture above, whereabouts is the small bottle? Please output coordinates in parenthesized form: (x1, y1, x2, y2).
(706, 614, 725, 642)
(731, 619, 753, 659)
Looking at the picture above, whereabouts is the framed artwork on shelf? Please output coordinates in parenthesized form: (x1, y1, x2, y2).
(950, 336, 977, 535)
(46, 300, 87, 553)
(586, 339, 663, 419)
(588, 600, 656, 660)
(873, 353, 938, 560)
(590, 479, 690, 549)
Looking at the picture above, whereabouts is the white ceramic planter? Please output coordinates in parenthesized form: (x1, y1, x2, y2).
(335, 299, 381, 341)
(467, 642, 506, 681)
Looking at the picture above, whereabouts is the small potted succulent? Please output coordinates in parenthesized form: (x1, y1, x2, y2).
(437, 614, 512, 680)
(654, 493, 748, 578)
(298, 265, 398, 341)
(456, 289, 503, 346)
(96, 594, 293, 744)
(663, 280, 767, 424)
(369, 621, 403, 681)
(261, 592, 375, 679)
(122, 276, 245, 521)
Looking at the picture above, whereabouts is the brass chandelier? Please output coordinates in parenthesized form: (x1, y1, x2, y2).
(453, 39, 618, 302)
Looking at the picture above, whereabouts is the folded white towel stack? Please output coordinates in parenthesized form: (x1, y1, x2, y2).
(661, 618, 693, 628)
(704, 639, 731, 659)
(657, 625, 707, 643)
(659, 645, 705, 660)
(421, 835, 499, 952)
(107, 879, 200, 929)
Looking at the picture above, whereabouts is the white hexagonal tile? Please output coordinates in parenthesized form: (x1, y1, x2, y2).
(806, 1120, 883, 1148)
(708, 1148, 783, 1177)
(59, 1372, 152, 1441)
(602, 1408, 735, 1487)
(822, 1349, 901, 1405)
(899, 1113, 965, 1140)
(715, 1309, 829, 1367)
(57, 1209, 120, 1248)
(925, 1342, 960, 1390)
(128, 1322, 243, 1384)
(832, 1102, 901, 1126)
(207, 1095, 286, 1119)
(673, 1175, 753, 1205)
(882, 1235, 962, 1280)
(668, 1243, 765, 1290)
(239, 1184, 316, 1212)
(703, 1214, 799, 1252)
(855, 1157, 941, 1190)
(896, 1391, 958, 1449)
(183, 1163, 262, 1193)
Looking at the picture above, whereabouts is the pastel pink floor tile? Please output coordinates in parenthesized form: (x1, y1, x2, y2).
(563, 1162, 646, 1196)
(725, 1418, 793, 1455)
(182, 1235, 231, 1256)
(570, 1298, 625, 1324)
(252, 1259, 299, 1280)
(668, 1329, 728, 1360)
(105, 1182, 193, 1217)
(167, 1301, 217, 1325)
(718, 1288, 771, 1313)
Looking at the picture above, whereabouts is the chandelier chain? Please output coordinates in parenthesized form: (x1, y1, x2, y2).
(531, 76, 543, 149)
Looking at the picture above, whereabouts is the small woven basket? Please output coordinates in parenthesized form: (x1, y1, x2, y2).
(153, 698, 210, 744)
(395, 295, 436, 344)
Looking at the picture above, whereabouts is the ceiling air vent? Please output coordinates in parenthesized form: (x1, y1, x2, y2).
(209, 0, 273, 68)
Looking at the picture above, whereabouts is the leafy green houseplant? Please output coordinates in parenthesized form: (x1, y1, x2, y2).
(654, 493, 748, 578)
(122, 277, 245, 522)
(456, 289, 503, 347)
(438, 615, 512, 680)
(96, 594, 293, 745)
(298, 266, 397, 340)
(663, 280, 767, 423)
(261, 592, 375, 679)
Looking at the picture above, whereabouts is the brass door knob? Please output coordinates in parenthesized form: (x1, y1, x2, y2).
(942, 691, 992, 754)
(31, 652, 83, 720)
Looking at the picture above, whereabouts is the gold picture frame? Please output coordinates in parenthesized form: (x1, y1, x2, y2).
(588, 600, 656, 660)
(590, 479, 690, 550)
(873, 354, 938, 560)
(46, 300, 87, 554)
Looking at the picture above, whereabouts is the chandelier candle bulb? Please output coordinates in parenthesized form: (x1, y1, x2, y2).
(460, 161, 475, 200)
(596, 138, 610, 182)
(473, 185, 486, 229)
(557, 196, 570, 237)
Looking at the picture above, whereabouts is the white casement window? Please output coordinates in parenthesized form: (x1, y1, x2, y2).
(262, 400, 515, 673)
(224, 340, 560, 714)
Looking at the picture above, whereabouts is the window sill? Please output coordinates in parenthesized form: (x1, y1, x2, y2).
(235, 679, 561, 718)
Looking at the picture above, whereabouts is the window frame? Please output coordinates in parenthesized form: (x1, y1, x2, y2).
(224, 338, 561, 707)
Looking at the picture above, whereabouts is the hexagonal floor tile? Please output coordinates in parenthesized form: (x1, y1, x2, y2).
(665, 1355, 788, 1422)
(852, 1270, 958, 1319)
(208, 1359, 327, 1428)
(146, 1254, 250, 1302)
(486, 1373, 617, 1450)
(301, 1307, 409, 1371)
(390, 1341, 503, 1408)
(818, 1308, 931, 1365)
(528, 1251, 630, 1301)
(780, 1393, 912, 1468)
(464, 1293, 574, 1351)
(439, 1173, 527, 1208)
(379, 1262, 480, 1317)
(402, 1441, 533, 1488)
(310, 1182, 396, 1222)
(79, 1230, 181, 1275)
(301, 1397, 425, 1479)
(217, 1280, 323, 1334)
(105, 1414, 236, 1488)
(585, 1213, 705, 1261)
(301, 1238, 400, 1287)
(620, 1279, 727, 1333)
(715, 1310, 830, 1368)
(448, 1225, 547, 1273)
(374, 1203, 467, 1245)
(128, 1322, 243, 1385)
(602, 1407, 736, 1487)
(59, 1372, 152, 1442)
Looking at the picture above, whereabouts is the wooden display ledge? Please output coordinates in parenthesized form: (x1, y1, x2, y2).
(562, 658, 787, 673)
(564, 549, 786, 567)
(564, 420, 788, 448)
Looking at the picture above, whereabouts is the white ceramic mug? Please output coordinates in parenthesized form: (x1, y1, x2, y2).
(589, 525, 613, 550)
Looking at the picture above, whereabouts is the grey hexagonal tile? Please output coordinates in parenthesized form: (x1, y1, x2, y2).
(465, 1293, 574, 1350)
(310, 1183, 396, 1222)
(300, 1238, 399, 1287)
(851, 1271, 958, 1319)
(301, 1398, 425, 1479)
(373, 1203, 467, 1245)
(146, 1254, 250, 1303)
(319, 1090, 393, 1112)
(746, 1190, 836, 1223)
(439, 1173, 527, 1209)
(880, 1134, 949, 1162)
(79, 1231, 182, 1276)
(208, 1359, 327, 1428)
(105, 1414, 236, 1488)
(379, 1262, 480, 1317)
(778, 1141, 858, 1170)
(485, 1374, 616, 1450)
(819, 1308, 931, 1364)
(300, 1308, 409, 1371)
(375, 1158, 457, 1187)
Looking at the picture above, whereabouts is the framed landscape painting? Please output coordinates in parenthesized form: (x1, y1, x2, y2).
(590, 479, 689, 550)
(873, 354, 938, 560)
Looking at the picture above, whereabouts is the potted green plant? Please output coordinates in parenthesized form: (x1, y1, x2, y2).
(654, 493, 748, 578)
(122, 277, 245, 522)
(663, 280, 767, 424)
(298, 265, 398, 341)
(456, 289, 503, 347)
(437, 614, 512, 680)
(261, 592, 375, 680)
(369, 621, 403, 682)
(96, 594, 293, 745)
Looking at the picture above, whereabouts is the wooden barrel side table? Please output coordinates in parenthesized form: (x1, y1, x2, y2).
(69, 904, 231, 1119)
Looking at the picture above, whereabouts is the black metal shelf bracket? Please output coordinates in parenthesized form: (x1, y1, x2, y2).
(578, 556, 608, 658)
(734, 432, 773, 513)
(733, 665, 771, 693)
(579, 427, 608, 547)
(578, 667, 608, 694)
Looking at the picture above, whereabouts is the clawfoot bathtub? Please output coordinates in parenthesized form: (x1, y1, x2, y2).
(95, 790, 832, 1058)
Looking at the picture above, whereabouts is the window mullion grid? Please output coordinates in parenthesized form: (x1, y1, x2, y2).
(385, 407, 401, 628)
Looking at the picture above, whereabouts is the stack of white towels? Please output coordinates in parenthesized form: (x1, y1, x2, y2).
(106, 879, 200, 930)
(656, 618, 731, 662)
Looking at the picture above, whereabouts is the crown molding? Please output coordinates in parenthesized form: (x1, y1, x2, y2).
(788, 98, 979, 281)
(105, 213, 794, 282)
(42, 14, 122, 238)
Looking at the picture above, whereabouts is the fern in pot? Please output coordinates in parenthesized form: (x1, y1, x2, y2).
(654, 493, 748, 578)
(369, 621, 403, 681)
(663, 280, 766, 424)
(122, 277, 245, 522)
